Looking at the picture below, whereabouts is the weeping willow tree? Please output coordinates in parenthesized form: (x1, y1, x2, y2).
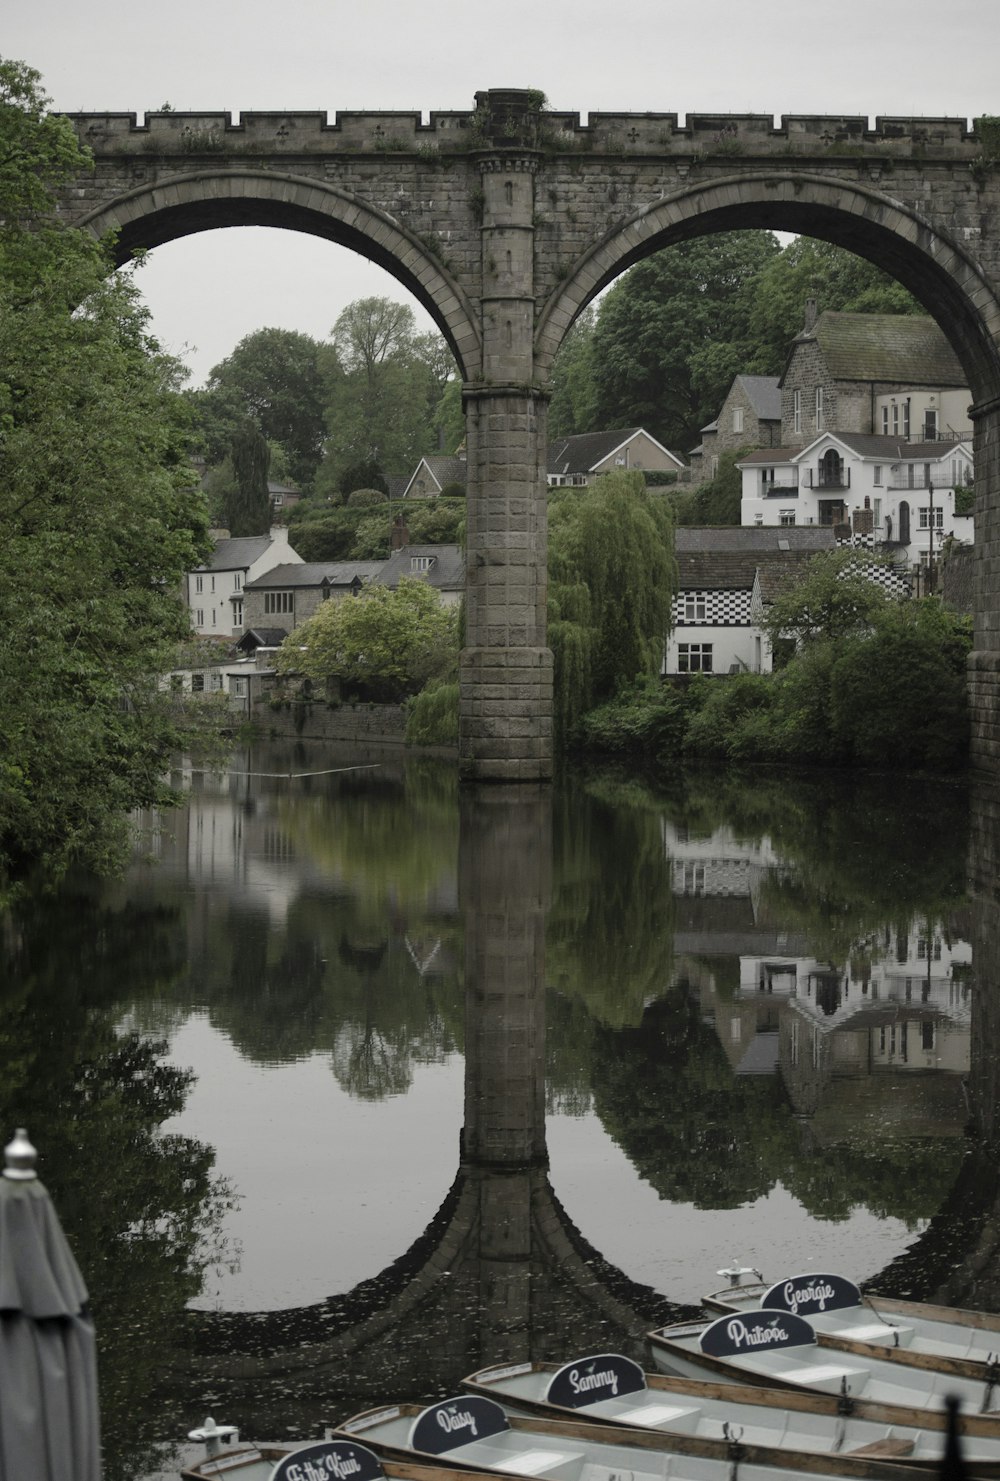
(548, 471, 676, 742)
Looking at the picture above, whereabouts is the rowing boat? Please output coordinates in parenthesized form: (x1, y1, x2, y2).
(461, 1354, 1000, 1473)
(332, 1392, 930, 1481)
(702, 1272, 1000, 1384)
(648, 1309, 1000, 1418)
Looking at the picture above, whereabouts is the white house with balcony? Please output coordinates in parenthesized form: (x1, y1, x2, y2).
(739, 432, 974, 573)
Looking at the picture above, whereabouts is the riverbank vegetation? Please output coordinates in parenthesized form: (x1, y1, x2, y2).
(0, 60, 212, 897)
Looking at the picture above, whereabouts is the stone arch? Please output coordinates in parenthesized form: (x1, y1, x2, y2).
(76, 168, 481, 377)
(535, 171, 1000, 405)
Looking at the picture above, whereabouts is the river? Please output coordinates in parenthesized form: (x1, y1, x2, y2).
(0, 743, 991, 1481)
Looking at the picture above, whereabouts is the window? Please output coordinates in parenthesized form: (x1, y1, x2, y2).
(683, 863, 706, 895)
(873, 465, 883, 486)
(815, 387, 824, 431)
(874, 498, 882, 527)
(684, 594, 707, 621)
(194, 575, 203, 594)
(891, 403, 899, 435)
(918, 507, 944, 529)
(233, 600, 243, 628)
(779, 509, 796, 527)
(754, 512, 763, 526)
(924, 408, 938, 439)
(881, 406, 889, 435)
(210, 673, 224, 692)
(234, 572, 243, 590)
(264, 591, 294, 614)
(732, 406, 744, 434)
(678, 643, 713, 673)
(793, 389, 801, 435)
(195, 608, 204, 626)
(230, 676, 248, 698)
(902, 401, 910, 438)
(191, 673, 205, 692)
(410, 556, 434, 573)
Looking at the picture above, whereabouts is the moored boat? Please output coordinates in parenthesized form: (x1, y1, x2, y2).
(648, 1309, 1000, 1418)
(332, 1392, 930, 1481)
(179, 1427, 524, 1481)
(461, 1353, 1000, 1473)
(702, 1272, 1000, 1384)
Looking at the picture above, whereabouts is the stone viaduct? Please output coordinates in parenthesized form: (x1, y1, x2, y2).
(56, 90, 1000, 779)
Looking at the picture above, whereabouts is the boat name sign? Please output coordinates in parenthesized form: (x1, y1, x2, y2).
(700, 1310, 817, 1358)
(269, 1441, 386, 1481)
(761, 1275, 862, 1316)
(410, 1398, 509, 1456)
(547, 1355, 646, 1410)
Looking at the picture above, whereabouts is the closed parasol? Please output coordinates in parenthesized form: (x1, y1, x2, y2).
(0, 1127, 101, 1480)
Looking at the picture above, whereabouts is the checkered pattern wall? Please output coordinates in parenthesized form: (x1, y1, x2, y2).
(672, 590, 752, 626)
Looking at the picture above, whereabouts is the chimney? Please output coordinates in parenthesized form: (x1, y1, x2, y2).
(269, 525, 289, 544)
(803, 297, 818, 332)
(390, 514, 410, 551)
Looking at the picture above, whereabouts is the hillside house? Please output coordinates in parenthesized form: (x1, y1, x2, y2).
(689, 376, 782, 484)
(402, 454, 467, 498)
(665, 526, 837, 677)
(186, 526, 303, 640)
(242, 560, 387, 638)
(547, 427, 684, 486)
(780, 303, 971, 449)
(370, 544, 465, 608)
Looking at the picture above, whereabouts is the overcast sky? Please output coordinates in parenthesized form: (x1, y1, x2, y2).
(9, 0, 996, 385)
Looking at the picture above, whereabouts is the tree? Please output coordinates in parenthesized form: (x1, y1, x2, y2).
(763, 549, 899, 648)
(548, 472, 676, 737)
(276, 577, 459, 700)
(589, 233, 782, 453)
(548, 306, 597, 437)
(226, 420, 271, 535)
(317, 297, 456, 490)
(0, 58, 211, 893)
(191, 327, 327, 488)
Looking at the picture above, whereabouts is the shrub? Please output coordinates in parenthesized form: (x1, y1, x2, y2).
(579, 677, 690, 757)
(406, 680, 459, 746)
(347, 487, 387, 507)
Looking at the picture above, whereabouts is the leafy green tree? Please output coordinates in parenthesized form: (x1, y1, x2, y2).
(672, 447, 749, 525)
(548, 472, 676, 737)
(276, 577, 459, 700)
(190, 326, 327, 488)
(763, 548, 899, 647)
(318, 297, 456, 490)
(0, 60, 211, 892)
(589, 233, 782, 452)
(548, 306, 597, 437)
(226, 419, 271, 535)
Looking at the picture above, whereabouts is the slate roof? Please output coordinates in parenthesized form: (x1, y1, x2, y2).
(237, 627, 289, 651)
(735, 375, 782, 420)
(243, 561, 386, 589)
(372, 544, 465, 592)
(547, 427, 680, 475)
(675, 526, 835, 591)
(405, 455, 467, 494)
(803, 312, 966, 385)
(197, 536, 274, 572)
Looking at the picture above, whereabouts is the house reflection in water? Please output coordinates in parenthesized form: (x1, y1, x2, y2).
(663, 818, 972, 1135)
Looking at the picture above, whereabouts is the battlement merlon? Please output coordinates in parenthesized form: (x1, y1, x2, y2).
(65, 106, 983, 158)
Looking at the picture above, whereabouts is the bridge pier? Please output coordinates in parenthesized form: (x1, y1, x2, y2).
(970, 401, 1000, 770)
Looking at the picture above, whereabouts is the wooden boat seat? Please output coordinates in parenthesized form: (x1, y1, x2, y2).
(846, 1438, 916, 1458)
(831, 1321, 914, 1346)
(585, 1397, 702, 1431)
(735, 1356, 869, 1395)
(459, 1443, 584, 1477)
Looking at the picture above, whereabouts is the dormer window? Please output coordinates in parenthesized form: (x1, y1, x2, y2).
(410, 556, 435, 573)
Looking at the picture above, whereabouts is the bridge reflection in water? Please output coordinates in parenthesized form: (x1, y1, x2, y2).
(175, 783, 681, 1433)
(160, 772, 1000, 1439)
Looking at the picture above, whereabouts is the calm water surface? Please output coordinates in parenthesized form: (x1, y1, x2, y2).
(0, 744, 990, 1481)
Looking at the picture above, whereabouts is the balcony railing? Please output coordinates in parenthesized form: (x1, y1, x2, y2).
(888, 473, 939, 490)
(803, 467, 851, 490)
(763, 484, 799, 498)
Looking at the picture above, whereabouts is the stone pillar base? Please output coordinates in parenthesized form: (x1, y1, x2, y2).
(459, 646, 554, 781)
(969, 651, 1000, 772)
